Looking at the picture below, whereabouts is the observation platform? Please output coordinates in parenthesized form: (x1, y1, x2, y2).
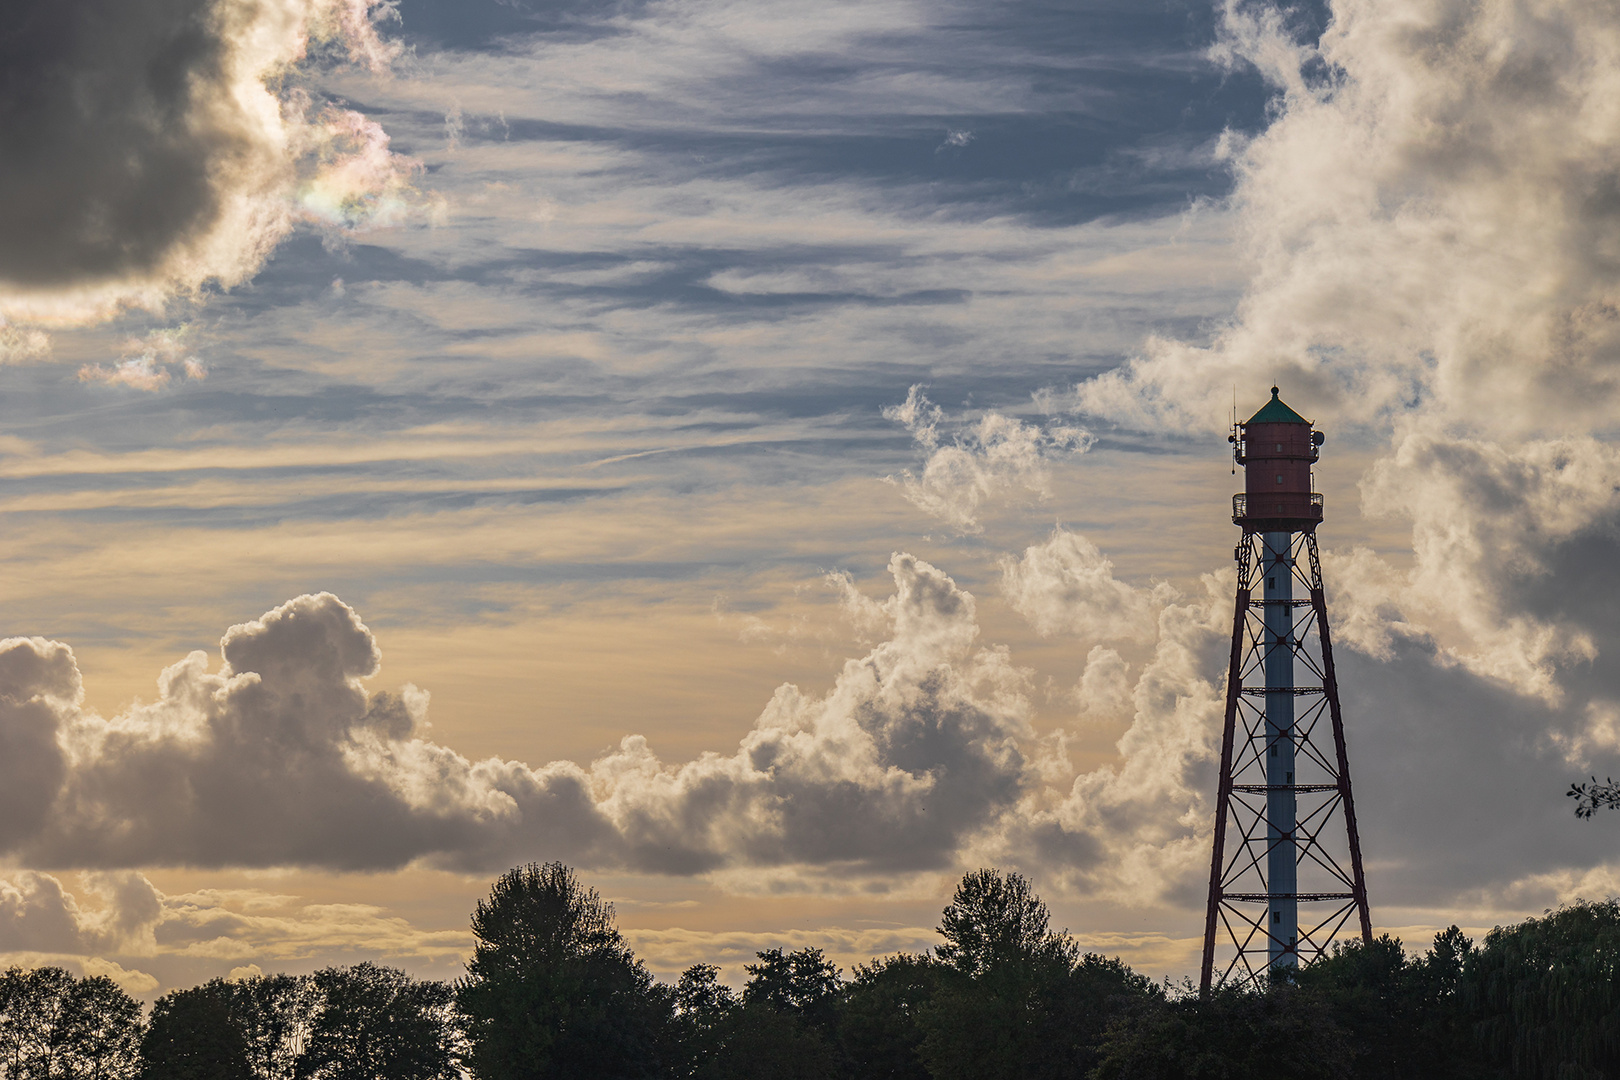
(1232, 492, 1323, 533)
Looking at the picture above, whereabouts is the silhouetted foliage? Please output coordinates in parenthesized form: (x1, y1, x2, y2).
(1569, 776, 1620, 818)
(14, 862, 1620, 1080)
(836, 954, 939, 1080)
(916, 869, 1156, 1080)
(704, 999, 833, 1080)
(227, 973, 318, 1080)
(0, 967, 142, 1080)
(1296, 929, 1494, 1079)
(933, 869, 1070, 978)
(1092, 981, 1355, 1080)
(141, 966, 457, 1080)
(695, 948, 843, 1080)
(57, 973, 144, 1080)
(742, 948, 842, 1037)
(1467, 900, 1620, 1079)
(142, 981, 252, 1080)
(457, 861, 674, 1080)
(298, 963, 460, 1080)
(671, 964, 736, 1078)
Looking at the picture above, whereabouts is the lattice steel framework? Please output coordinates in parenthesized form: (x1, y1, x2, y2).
(1199, 528, 1372, 992)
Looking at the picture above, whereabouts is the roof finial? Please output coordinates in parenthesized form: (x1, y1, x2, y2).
(1271, 385, 1280, 398)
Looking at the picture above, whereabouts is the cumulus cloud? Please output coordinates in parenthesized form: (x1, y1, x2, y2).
(1053, 0, 1620, 709)
(884, 386, 1093, 533)
(0, 544, 1325, 912)
(1074, 646, 1133, 724)
(985, 565, 1234, 904)
(0, 0, 428, 328)
(0, 870, 164, 982)
(1075, 0, 1620, 435)
(1329, 433, 1620, 700)
(0, 561, 1039, 883)
(2, 533, 1600, 923)
(1000, 528, 1170, 642)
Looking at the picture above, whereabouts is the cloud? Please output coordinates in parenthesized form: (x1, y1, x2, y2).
(153, 884, 468, 966)
(884, 386, 1093, 533)
(0, 871, 163, 961)
(1056, 0, 1620, 707)
(0, 321, 50, 365)
(984, 566, 1233, 905)
(0, 870, 460, 994)
(0, 560, 1034, 881)
(1072, 0, 1620, 436)
(1000, 527, 1169, 642)
(1333, 432, 1618, 700)
(0, 528, 1609, 927)
(77, 326, 208, 391)
(1074, 646, 1132, 724)
(0, 0, 427, 328)
(0, 876, 162, 996)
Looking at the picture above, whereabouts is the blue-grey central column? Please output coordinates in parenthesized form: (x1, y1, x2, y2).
(1263, 531, 1298, 972)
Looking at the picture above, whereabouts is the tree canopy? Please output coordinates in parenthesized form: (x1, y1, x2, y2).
(3, 863, 1620, 1080)
(457, 861, 673, 1080)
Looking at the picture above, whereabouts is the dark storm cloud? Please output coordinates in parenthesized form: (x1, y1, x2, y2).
(0, 0, 419, 325)
(0, 0, 231, 287)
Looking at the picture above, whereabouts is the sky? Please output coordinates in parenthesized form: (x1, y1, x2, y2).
(3, 0, 1620, 998)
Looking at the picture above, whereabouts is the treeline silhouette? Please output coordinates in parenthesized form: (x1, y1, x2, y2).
(5, 863, 1620, 1078)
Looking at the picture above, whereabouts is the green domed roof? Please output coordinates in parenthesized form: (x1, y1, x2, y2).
(1246, 386, 1307, 424)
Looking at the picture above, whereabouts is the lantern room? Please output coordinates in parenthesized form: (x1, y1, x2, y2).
(1229, 386, 1324, 532)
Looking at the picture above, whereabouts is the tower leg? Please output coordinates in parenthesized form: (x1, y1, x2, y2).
(1262, 531, 1297, 973)
(1201, 564, 1250, 995)
(1307, 534, 1373, 944)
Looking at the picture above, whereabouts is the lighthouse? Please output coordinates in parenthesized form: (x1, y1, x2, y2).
(1200, 387, 1372, 990)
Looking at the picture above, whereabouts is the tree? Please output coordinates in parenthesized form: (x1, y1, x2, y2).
(741, 949, 841, 1036)
(916, 869, 1151, 1080)
(1091, 982, 1355, 1080)
(836, 954, 939, 1080)
(228, 973, 318, 1080)
(671, 965, 735, 1077)
(1466, 900, 1620, 1079)
(58, 975, 143, 1080)
(1295, 930, 1494, 1079)
(0, 967, 141, 1080)
(141, 982, 251, 1080)
(458, 862, 673, 1080)
(0, 966, 75, 1079)
(690, 949, 843, 1080)
(296, 963, 460, 1080)
(933, 869, 1073, 978)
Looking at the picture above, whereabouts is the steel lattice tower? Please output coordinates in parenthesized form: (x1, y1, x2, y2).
(1199, 387, 1372, 993)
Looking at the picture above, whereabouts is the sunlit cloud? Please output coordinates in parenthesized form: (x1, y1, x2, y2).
(0, 0, 431, 330)
(884, 386, 1094, 533)
(77, 326, 208, 392)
